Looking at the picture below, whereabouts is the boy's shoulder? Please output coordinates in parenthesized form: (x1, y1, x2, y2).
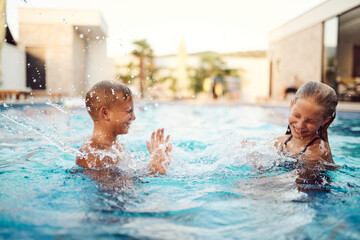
(76, 142, 95, 168)
(76, 140, 125, 168)
(76, 141, 108, 168)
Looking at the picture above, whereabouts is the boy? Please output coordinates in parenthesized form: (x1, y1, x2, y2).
(76, 80, 172, 176)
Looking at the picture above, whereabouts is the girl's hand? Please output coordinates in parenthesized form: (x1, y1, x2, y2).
(239, 139, 256, 148)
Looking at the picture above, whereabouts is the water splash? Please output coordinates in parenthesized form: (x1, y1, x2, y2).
(45, 99, 68, 114)
(1, 113, 79, 156)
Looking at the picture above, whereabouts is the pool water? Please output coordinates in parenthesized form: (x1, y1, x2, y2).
(0, 102, 359, 239)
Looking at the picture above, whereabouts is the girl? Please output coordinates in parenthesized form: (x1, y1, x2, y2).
(276, 81, 338, 168)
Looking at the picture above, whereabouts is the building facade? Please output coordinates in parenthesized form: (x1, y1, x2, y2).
(117, 50, 268, 102)
(16, 8, 113, 98)
(269, 0, 360, 102)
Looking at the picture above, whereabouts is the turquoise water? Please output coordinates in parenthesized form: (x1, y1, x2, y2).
(0, 102, 359, 239)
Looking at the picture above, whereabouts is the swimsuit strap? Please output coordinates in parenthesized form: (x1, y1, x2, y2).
(300, 136, 321, 154)
(284, 134, 321, 155)
(284, 134, 292, 146)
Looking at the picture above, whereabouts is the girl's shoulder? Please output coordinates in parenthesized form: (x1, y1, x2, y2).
(275, 134, 291, 145)
(307, 138, 330, 153)
(305, 138, 333, 163)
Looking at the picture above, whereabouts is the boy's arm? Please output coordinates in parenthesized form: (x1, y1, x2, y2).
(146, 128, 172, 175)
(76, 144, 93, 168)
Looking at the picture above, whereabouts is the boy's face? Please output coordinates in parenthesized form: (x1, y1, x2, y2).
(109, 98, 136, 135)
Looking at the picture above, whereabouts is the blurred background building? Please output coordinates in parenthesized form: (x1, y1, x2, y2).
(269, 0, 360, 102)
(1, 7, 113, 99)
(1, 0, 360, 103)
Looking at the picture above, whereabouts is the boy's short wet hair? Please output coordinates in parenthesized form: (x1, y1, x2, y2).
(85, 80, 132, 121)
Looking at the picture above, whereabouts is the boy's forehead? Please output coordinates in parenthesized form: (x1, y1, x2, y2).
(114, 99, 133, 109)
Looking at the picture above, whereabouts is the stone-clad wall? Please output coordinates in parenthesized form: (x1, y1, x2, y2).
(270, 23, 323, 99)
(18, 23, 78, 96)
(73, 30, 87, 97)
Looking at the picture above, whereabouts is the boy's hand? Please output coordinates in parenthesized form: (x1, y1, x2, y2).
(146, 128, 172, 175)
(146, 128, 172, 154)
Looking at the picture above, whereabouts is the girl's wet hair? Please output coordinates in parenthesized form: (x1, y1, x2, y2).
(287, 81, 338, 142)
(85, 80, 132, 121)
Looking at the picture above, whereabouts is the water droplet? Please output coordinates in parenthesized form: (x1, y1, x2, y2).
(79, 34, 84, 39)
(75, 26, 78, 31)
(96, 35, 100, 40)
(27, 63, 31, 68)
(131, 75, 134, 78)
(4, 23, 7, 28)
(3, 103, 9, 107)
(87, 74, 90, 78)
(33, 79, 37, 83)
(87, 29, 91, 32)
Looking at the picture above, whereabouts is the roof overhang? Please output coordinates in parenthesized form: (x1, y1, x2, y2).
(18, 8, 107, 37)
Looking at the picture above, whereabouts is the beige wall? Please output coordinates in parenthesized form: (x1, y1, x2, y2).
(73, 28, 87, 97)
(154, 53, 268, 102)
(18, 23, 114, 97)
(0, 43, 26, 90)
(17, 8, 111, 97)
(270, 23, 323, 99)
(86, 37, 115, 90)
(222, 56, 268, 102)
(18, 23, 75, 96)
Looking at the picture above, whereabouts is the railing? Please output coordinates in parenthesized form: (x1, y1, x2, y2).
(0, 90, 31, 101)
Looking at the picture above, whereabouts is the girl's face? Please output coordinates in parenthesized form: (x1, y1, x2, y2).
(289, 98, 330, 139)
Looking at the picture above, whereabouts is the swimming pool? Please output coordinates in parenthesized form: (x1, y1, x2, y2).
(1, 102, 359, 239)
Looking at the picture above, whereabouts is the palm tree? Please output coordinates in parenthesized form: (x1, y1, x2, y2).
(132, 39, 154, 98)
(189, 52, 226, 94)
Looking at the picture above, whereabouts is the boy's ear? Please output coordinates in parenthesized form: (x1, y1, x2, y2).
(99, 106, 110, 121)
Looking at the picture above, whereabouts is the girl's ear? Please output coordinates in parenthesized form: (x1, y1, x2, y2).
(321, 115, 332, 127)
(99, 106, 110, 121)
(290, 100, 294, 109)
